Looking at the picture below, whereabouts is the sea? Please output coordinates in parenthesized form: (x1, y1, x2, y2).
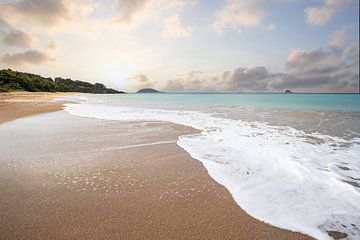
(61, 93, 360, 240)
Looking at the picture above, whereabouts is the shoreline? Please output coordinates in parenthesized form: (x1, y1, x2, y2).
(0, 91, 77, 124)
(0, 92, 313, 239)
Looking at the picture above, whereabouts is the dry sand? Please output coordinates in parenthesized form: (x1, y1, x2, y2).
(0, 91, 74, 124)
(0, 92, 313, 240)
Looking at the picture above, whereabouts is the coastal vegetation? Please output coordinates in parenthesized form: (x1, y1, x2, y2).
(0, 69, 124, 94)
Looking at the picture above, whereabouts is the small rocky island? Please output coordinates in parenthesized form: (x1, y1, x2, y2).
(285, 89, 293, 94)
(137, 88, 162, 93)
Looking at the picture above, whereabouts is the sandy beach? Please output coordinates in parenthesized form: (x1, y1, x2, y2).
(0, 92, 313, 240)
(0, 92, 76, 124)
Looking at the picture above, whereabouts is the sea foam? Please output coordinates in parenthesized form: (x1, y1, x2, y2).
(64, 101, 360, 240)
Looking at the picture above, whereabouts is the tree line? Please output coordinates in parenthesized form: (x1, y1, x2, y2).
(0, 69, 124, 94)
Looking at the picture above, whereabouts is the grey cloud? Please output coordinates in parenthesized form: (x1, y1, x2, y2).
(220, 66, 270, 91)
(270, 41, 358, 92)
(2, 29, 35, 47)
(163, 67, 271, 92)
(164, 70, 207, 92)
(165, 79, 186, 91)
(2, 50, 54, 66)
(286, 49, 330, 70)
(0, 16, 9, 28)
(162, 39, 358, 92)
(271, 72, 353, 92)
(113, 0, 150, 27)
(0, 16, 11, 35)
(0, 0, 92, 29)
(1, 0, 68, 27)
(271, 73, 332, 89)
(127, 74, 153, 90)
(303, 64, 342, 75)
(163, 45, 358, 92)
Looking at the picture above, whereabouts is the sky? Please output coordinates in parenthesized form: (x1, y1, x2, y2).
(0, 0, 359, 93)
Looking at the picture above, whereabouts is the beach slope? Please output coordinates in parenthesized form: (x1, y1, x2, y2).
(0, 94, 312, 240)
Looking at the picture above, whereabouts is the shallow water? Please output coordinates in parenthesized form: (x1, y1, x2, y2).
(97, 93, 360, 111)
(60, 93, 360, 239)
(93, 93, 360, 139)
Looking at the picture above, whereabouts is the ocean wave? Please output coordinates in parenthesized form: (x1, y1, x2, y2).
(64, 102, 360, 240)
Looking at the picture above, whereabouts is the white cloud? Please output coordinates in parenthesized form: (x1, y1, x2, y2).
(329, 26, 352, 50)
(127, 74, 153, 90)
(162, 14, 192, 38)
(213, 0, 284, 33)
(112, 0, 197, 30)
(305, 0, 353, 26)
(213, 0, 266, 33)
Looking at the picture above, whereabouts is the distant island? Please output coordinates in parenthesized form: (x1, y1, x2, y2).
(285, 89, 293, 94)
(137, 88, 162, 93)
(0, 69, 125, 94)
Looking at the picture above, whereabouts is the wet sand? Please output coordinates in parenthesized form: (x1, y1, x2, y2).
(0, 94, 313, 240)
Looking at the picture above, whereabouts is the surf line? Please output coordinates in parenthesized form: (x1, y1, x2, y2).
(4, 140, 178, 162)
(95, 140, 177, 152)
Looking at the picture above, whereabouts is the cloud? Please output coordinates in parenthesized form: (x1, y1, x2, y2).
(2, 50, 54, 66)
(162, 14, 192, 38)
(112, 0, 196, 30)
(305, 0, 353, 26)
(162, 67, 274, 92)
(2, 29, 36, 47)
(112, 0, 150, 29)
(0, 0, 94, 30)
(329, 26, 352, 51)
(164, 70, 205, 91)
(127, 74, 154, 90)
(270, 31, 358, 92)
(213, 0, 283, 33)
(162, 67, 275, 92)
(158, 27, 359, 93)
(219, 66, 271, 91)
(0, 16, 10, 30)
(286, 48, 331, 70)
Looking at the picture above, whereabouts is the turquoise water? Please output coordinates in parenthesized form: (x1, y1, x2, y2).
(98, 93, 360, 111)
(91, 93, 360, 139)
